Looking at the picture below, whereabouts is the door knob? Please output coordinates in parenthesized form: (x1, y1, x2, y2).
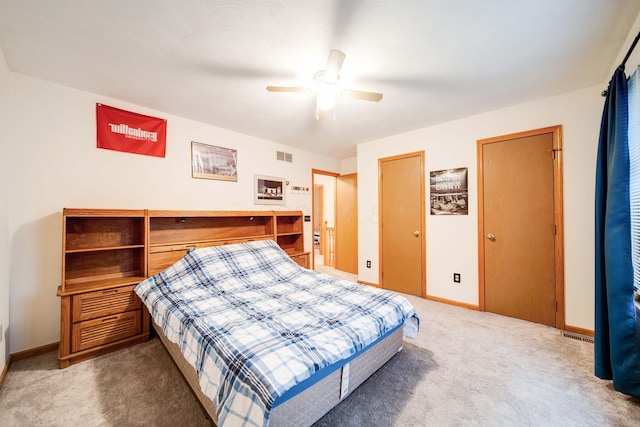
(414, 230, 420, 237)
(487, 233, 496, 241)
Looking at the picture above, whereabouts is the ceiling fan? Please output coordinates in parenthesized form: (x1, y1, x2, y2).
(266, 50, 383, 120)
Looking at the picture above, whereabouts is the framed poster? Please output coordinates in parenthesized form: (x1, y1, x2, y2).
(430, 167, 468, 215)
(191, 141, 237, 181)
(254, 175, 286, 205)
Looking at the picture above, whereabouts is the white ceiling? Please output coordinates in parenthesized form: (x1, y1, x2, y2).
(1, 1, 639, 159)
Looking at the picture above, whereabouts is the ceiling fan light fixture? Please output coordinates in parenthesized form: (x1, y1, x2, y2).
(266, 50, 382, 119)
(316, 92, 336, 111)
(315, 80, 340, 111)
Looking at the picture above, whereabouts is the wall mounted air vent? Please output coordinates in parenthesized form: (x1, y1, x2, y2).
(277, 151, 293, 162)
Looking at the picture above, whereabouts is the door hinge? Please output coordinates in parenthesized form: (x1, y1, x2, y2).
(553, 224, 556, 235)
(556, 301, 559, 312)
(550, 148, 562, 159)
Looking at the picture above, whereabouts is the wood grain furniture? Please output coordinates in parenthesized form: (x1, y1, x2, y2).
(147, 210, 309, 275)
(57, 208, 151, 368)
(57, 208, 310, 368)
(274, 211, 308, 268)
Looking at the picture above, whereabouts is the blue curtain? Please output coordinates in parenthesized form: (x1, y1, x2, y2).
(594, 66, 640, 397)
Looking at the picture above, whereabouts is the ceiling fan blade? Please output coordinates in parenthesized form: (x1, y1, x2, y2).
(343, 89, 383, 102)
(266, 86, 310, 93)
(324, 50, 345, 83)
(267, 50, 381, 119)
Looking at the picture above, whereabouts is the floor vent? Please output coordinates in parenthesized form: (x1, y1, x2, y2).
(562, 331, 594, 344)
(277, 151, 293, 162)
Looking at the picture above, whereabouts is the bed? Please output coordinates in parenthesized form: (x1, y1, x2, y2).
(134, 239, 419, 427)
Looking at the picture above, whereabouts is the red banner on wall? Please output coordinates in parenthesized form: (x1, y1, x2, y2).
(96, 104, 167, 157)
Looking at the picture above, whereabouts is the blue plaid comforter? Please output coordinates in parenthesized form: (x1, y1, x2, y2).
(134, 239, 419, 427)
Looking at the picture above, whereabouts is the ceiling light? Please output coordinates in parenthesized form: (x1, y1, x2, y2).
(316, 93, 335, 111)
(315, 81, 340, 112)
(266, 51, 382, 120)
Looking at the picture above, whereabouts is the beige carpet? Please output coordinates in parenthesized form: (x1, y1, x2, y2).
(1, 289, 639, 426)
(314, 264, 357, 281)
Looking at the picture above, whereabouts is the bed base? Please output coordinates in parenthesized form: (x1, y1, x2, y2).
(153, 320, 403, 427)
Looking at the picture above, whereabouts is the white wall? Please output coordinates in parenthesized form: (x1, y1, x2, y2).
(340, 157, 357, 175)
(0, 44, 10, 364)
(357, 85, 603, 330)
(7, 73, 339, 353)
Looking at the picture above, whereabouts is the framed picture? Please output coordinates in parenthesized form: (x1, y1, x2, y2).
(191, 141, 237, 181)
(430, 167, 468, 215)
(254, 175, 286, 205)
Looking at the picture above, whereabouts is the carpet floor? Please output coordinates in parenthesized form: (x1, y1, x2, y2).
(1, 290, 639, 426)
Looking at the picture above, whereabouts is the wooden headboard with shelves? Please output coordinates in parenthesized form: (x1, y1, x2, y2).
(57, 208, 308, 368)
(147, 210, 308, 275)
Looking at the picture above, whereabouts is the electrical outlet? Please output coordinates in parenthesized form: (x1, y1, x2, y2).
(366, 260, 371, 268)
(453, 273, 461, 283)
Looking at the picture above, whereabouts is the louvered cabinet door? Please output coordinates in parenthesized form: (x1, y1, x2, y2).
(70, 285, 142, 352)
(71, 311, 142, 352)
(290, 253, 309, 268)
(72, 285, 140, 321)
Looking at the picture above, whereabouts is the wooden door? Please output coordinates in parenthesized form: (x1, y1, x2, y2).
(478, 126, 564, 327)
(336, 173, 358, 274)
(379, 152, 425, 297)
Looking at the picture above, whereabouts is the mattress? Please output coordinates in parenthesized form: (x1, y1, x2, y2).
(156, 319, 404, 427)
(135, 239, 419, 426)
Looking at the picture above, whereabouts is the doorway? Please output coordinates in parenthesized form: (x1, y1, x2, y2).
(379, 152, 425, 297)
(477, 126, 564, 328)
(312, 169, 360, 276)
(312, 170, 337, 269)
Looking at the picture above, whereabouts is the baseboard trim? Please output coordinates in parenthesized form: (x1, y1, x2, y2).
(564, 325, 594, 338)
(0, 342, 59, 390)
(358, 280, 381, 288)
(0, 356, 10, 390)
(357, 287, 481, 311)
(425, 295, 480, 311)
(10, 342, 59, 362)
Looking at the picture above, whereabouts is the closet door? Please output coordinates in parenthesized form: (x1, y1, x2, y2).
(478, 127, 563, 327)
(379, 152, 425, 297)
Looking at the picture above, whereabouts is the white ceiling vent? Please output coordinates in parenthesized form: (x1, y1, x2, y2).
(277, 151, 293, 162)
